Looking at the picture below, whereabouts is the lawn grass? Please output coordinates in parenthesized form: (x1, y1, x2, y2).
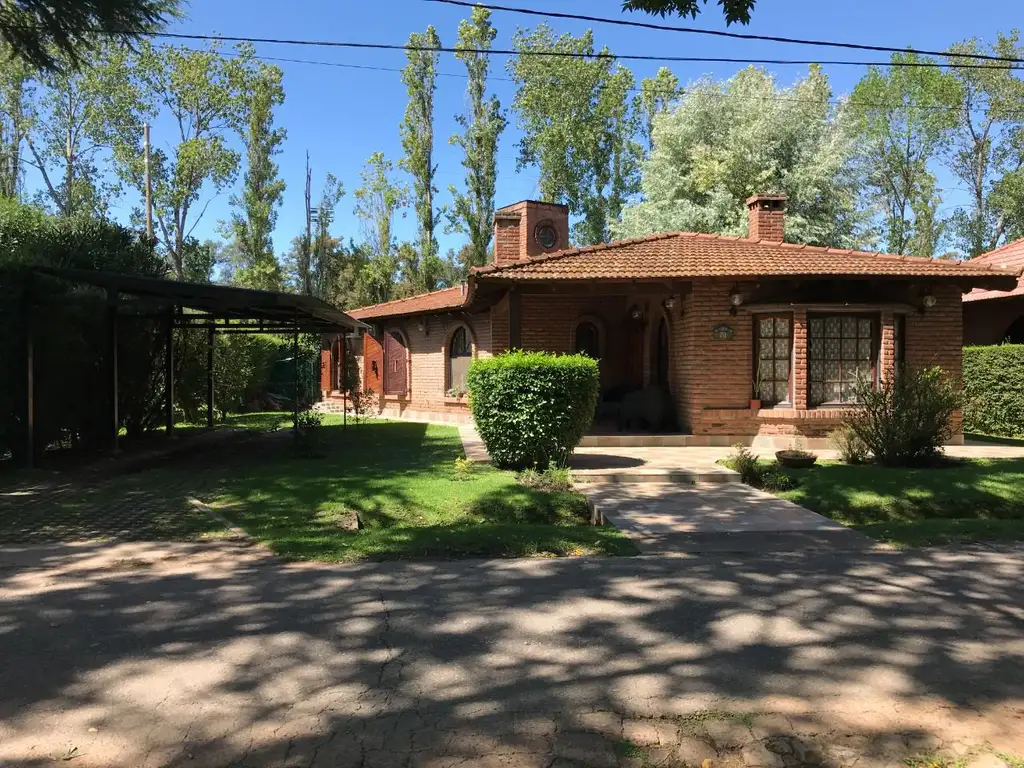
(210, 417, 637, 562)
(770, 458, 1024, 548)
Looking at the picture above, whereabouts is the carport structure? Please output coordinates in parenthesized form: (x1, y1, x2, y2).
(22, 267, 365, 467)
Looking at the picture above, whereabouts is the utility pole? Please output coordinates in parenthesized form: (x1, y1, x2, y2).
(304, 152, 313, 295)
(144, 123, 153, 240)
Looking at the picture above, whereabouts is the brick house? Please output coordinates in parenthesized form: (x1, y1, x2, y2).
(963, 237, 1024, 345)
(326, 195, 1018, 448)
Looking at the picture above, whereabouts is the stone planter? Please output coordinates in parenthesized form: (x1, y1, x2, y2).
(775, 450, 818, 469)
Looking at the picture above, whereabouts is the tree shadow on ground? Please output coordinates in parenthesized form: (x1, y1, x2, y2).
(0, 541, 1022, 766)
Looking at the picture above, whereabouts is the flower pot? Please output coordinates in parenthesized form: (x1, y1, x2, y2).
(750, 399, 762, 411)
(775, 450, 818, 469)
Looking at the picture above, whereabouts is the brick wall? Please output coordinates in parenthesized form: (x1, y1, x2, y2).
(355, 280, 968, 442)
(494, 216, 523, 266)
(677, 280, 967, 441)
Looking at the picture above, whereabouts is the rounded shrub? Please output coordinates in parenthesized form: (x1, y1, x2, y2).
(467, 351, 599, 470)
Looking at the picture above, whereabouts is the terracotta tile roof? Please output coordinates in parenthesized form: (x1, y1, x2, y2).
(471, 232, 1019, 288)
(348, 285, 467, 320)
(963, 238, 1024, 302)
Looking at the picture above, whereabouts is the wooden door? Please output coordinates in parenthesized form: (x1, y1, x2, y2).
(384, 331, 408, 396)
(320, 349, 331, 392)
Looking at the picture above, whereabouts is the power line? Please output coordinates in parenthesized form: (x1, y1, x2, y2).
(197, 47, 1023, 116)
(148, 31, 1022, 71)
(426, 0, 1024, 65)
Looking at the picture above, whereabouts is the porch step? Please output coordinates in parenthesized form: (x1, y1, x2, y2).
(579, 434, 721, 448)
(572, 467, 739, 485)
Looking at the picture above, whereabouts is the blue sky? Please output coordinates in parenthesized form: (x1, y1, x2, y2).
(102, 0, 1019, 258)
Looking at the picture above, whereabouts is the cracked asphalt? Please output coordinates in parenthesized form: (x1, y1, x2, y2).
(0, 540, 1023, 767)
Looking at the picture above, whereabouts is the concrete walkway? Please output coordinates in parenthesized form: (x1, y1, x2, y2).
(582, 481, 874, 554)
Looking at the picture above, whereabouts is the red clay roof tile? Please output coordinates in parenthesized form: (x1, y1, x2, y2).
(472, 232, 1020, 285)
(348, 285, 467, 320)
(963, 237, 1024, 302)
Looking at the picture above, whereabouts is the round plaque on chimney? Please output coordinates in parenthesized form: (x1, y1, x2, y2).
(534, 220, 559, 251)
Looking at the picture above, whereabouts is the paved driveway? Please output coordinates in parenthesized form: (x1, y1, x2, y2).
(1, 542, 1022, 767)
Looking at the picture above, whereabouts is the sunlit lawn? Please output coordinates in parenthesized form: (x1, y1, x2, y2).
(211, 417, 637, 562)
(773, 459, 1024, 548)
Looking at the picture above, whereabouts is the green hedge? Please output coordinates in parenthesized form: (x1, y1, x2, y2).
(963, 345, 1024, 438)
(467, 351, 599, 470)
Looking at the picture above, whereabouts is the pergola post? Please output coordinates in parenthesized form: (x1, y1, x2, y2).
(292, 324, 300, 445)
(108, 292, 120, 452)
(165, 310, 175, 435)
(24, 303, 34, 469)
(206, 325, 215, 429)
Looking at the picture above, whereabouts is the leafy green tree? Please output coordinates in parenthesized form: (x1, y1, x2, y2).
(622, 0, 755, 23)
(636, 67, 681, 151)
(0, 0, 178, 72)
(0, 47, 32, 198)
(615, 66, 866, 248)
(943, 33, 1024, 257)
(850, 53, 955, 255)
(400, 25, 441, 290)
(509, 25, 641, 245)
(24, 44, 134, 217)
(230, 60, 286, 291)
(446, 7, 506, 270)
(353, 152, 408, 304)
(110, 40, 256, 279)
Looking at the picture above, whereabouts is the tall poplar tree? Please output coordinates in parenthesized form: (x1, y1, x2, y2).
(446, 6, 506, 270)
(353, 152, 409, 305)
(400, 25, 441, 291)
(230, 60, 286, 290)
(509, 25, 641, 246)
(636, 67, 681, 151)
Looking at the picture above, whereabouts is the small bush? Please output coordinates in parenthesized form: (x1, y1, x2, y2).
(829, 424, 870, 464)
(295, 409, 324, 458)
(723, 443, 765, 485)
(452, 456, 474, 479)
(467, 351, 599, 470)
(517, 466, 575, 492)
(963, 344, 1024, 438)
(761, 469, 799, 492)
(844, 366, 959, 467)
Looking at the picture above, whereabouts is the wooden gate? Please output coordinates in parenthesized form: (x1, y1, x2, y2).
(384, 331, 408, 396)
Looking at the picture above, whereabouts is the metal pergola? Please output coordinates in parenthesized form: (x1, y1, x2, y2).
(21, 267, 366, 468)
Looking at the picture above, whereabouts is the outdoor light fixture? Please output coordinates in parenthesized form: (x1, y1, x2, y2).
(922, 293, 937, 309)
(417, 319, 427, 334)
(663, 296, 676, 310)
(729, 288, 744, 307)
(630, 306, 643, 320)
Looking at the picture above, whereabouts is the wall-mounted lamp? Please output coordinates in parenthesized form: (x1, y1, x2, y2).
(663, 296, 676, 310)
(630, 306, 643, 321)
(728, 286, 744, 315)
(922, 293, 937, 309)
(417, 318, 427, 334)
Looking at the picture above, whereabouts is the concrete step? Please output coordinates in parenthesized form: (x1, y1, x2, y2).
(572, 468, 739, 485)
(579, 434, 704, 448)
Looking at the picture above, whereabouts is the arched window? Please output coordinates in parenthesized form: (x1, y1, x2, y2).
(574, 321, 601, 359)
(447, 326, 473, 394)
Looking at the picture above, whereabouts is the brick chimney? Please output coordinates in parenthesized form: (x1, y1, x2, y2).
(746, 193, 787, 242)
(493, 200, 570, 265)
